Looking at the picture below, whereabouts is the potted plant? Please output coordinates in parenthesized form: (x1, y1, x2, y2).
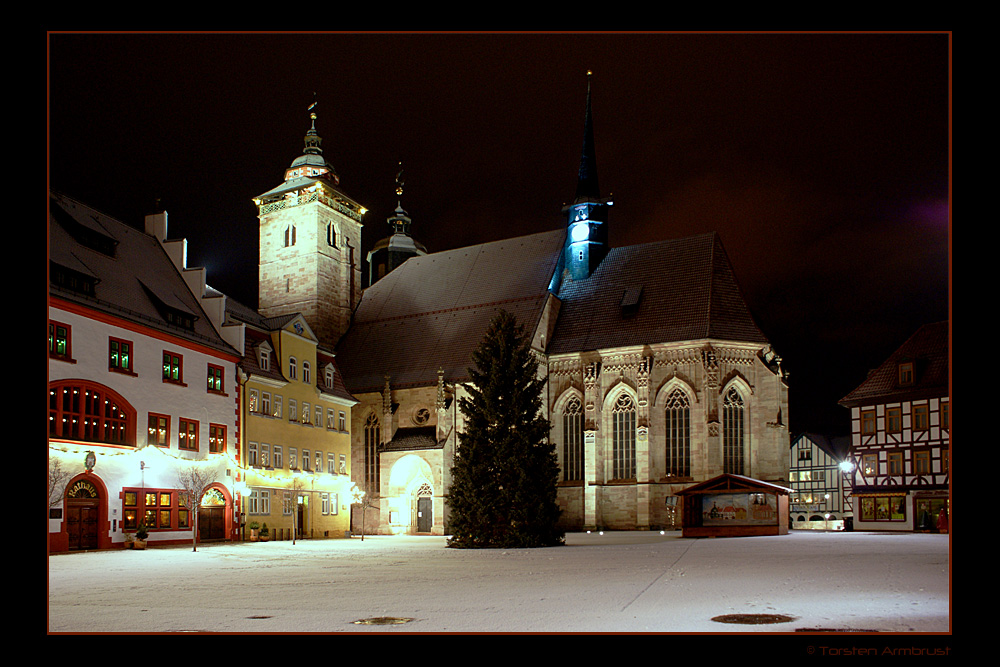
(123, 532, 134, 549)
(248, 521, 260, 542)
(260, 523, 270, 542)
(134, 521, 149, 550)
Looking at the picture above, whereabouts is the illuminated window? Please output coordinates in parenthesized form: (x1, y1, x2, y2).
(665, 389, 691, 477)
(562, 396, 583, 481)
(249, 389, 259, 413)
(862, 453, 877, 476)
(179, 418, 199, 451)
(210, 424, 226, 453)
(49, 381, 135, 445)
(260, 443, 270, 467)
(147, 413, 169, 447)
(48, 321, 71, 359)
(123, 488, 179, 531)
(273, 395, 282, 419)
(162, 351, 183, 384)
(611, 393, 636, 480)
(109, 337, 133, 373)
(723, 387, 745, 475)
(207, 364, 224, 393)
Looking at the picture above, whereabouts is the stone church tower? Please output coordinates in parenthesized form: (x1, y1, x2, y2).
(254, 102, 368, 346)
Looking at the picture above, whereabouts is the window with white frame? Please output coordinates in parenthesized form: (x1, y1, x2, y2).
(260, 443, 270, 467)
(273, 445, 283, 469)
(248, 441, 258, 467)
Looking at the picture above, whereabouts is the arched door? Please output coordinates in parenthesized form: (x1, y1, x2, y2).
(416, 483, 433, 533)
(65, 479, 101, 550)
(198, 487, 227, 541)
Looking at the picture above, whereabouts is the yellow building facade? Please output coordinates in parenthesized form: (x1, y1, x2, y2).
(236, 312, 357, 540)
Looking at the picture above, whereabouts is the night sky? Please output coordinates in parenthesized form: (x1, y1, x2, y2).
(47, 32, 951, 437)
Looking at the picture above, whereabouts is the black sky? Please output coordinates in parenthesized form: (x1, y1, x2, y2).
(47, 32, 951, 437)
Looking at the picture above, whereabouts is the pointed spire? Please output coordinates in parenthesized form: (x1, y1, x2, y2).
(575, 70, 600, 203)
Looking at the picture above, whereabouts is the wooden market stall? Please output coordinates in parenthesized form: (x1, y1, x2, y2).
(676, 474, 792, 538)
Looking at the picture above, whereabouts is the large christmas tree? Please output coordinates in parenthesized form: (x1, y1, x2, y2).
(447, 310, 564, 548)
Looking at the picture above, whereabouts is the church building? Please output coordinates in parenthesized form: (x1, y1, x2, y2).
(258, 76, 790, 535)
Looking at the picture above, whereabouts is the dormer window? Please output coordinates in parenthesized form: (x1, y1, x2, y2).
(325, 366, 334, 388)
(898, 361, 914, 386)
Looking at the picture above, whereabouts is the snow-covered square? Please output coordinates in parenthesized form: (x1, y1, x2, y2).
(47, 530, 949, 633)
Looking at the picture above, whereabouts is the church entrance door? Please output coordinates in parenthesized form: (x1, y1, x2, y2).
(67, 499, 99, 550)
(417, 496, 432, 533)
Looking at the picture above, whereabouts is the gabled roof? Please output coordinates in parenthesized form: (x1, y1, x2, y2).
(839, 321, 949, 407)
(336, 230, 566, 394)
(548, 232, 768, 354)
(48, 192, 238, 357)
(676, 473, 792, 496)
(791, 432, 851, 461)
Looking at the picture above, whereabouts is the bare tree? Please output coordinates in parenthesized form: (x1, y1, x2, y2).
(353, 481, 379, 541)
(48, 458, 73, 511)
(176, 462, 219, 552)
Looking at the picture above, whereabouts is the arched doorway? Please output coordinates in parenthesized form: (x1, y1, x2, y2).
(415, 483, 433, 533)
(65, 478, 102, 550)
(198, 486, 228, 541)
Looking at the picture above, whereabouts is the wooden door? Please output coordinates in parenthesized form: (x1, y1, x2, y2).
(67, 500, 99, 550)
(417, 496, 432, 533)
(199, 506, 225, 541)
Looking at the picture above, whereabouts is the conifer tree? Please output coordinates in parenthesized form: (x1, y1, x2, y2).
(447, 310, 564, 548)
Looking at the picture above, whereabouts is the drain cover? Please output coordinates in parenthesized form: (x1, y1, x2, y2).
(246, 615, 273, 619)
(353, 616, 414, 625)
(712, 613, 796, 625)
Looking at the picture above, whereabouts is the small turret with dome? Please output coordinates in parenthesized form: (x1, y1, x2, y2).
(366, 162, 428, 286)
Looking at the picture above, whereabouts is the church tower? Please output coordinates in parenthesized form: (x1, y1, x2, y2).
(564, 71, 613, 282)
(366, 162, 427, 286)
(255, 101, 368, 345)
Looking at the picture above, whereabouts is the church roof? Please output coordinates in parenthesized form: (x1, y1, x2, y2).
(839, 321, 949, 407)
(336, 229, 566, 394)
(548, 232, 769, 354)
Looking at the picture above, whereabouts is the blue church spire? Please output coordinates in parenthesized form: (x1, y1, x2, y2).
(564, 71, 613, 281)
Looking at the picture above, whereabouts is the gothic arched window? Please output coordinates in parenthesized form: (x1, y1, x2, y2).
(327, 223, 338, 248)
(723, 387, 745, 474)
(612, 393, 636, 480)
(284, 225, 296, 247)
(364, 413, 380, 493)
(664, 388, 691, 477)
(562, 396, 583, 481)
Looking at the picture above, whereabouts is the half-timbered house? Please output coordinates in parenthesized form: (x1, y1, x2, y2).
(839, 322, 950, 532)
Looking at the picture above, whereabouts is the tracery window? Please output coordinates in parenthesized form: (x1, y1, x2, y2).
(611, 393, 636, 480)
(365, 413, 381, 493)
(723, 387, 745, 474)
(562, 396, 583, 481)
(664, 389, 691, 477)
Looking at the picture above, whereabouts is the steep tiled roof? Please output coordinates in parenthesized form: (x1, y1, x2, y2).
(48, 192, 238, 357)
(336, 230, 565, 393)
(548, 232, 768, 354)
(840, 321, 950, 407)
(791, 432, 851, 461)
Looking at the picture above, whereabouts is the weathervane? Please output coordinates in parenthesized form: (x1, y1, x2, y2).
(395, 161, 405, 198)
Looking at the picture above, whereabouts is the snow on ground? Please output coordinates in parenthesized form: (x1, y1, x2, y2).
(47, 530, 950, 634)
